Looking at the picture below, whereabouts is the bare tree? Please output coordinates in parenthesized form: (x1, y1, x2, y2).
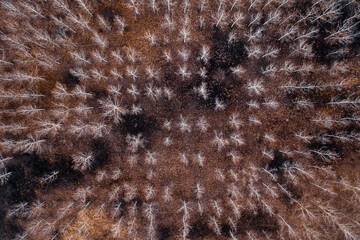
(72, 152, 94, 171)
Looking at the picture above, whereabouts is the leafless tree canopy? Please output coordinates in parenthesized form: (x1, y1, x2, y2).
(0, 0, 359, 239)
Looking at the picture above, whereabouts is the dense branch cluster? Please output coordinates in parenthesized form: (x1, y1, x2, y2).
(0, 0, 359, 239)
